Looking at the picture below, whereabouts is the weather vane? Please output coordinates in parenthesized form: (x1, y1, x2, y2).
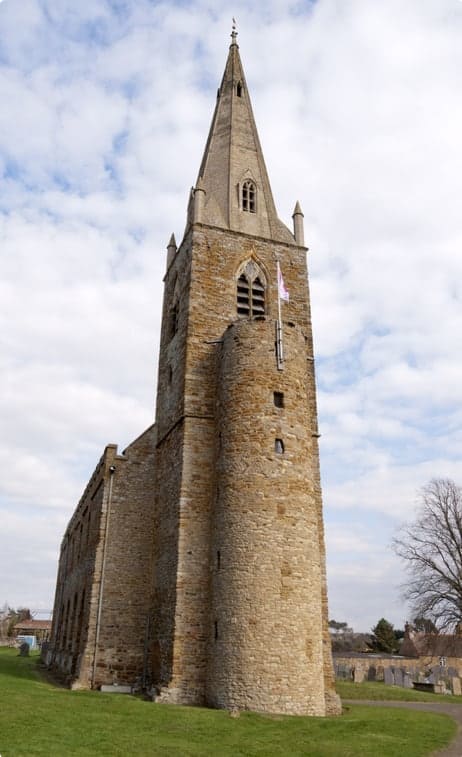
(231, 17, 238, 41)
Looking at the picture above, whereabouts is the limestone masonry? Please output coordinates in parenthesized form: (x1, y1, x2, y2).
(47, 32, 341, 717)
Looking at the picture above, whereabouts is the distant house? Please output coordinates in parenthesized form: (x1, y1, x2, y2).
(14, 620, 52, 643)
(330, 631, 373, 654)
(400, 625, 462, 672)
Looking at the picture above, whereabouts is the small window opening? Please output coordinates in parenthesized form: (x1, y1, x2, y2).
(275, 438, 284, 454)
(169, 303, 179, 339)
(274, 391, 284, 408)
(168, 365, 173, 385)
(214, 620, 219, 641)
(242, 181, 256, 213)
(217, 550, 221, 570)
(236, 81, 243, 97)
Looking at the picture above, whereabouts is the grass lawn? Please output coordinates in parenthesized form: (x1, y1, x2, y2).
(337, 678, 462, 703)
(0, 648, 456, 757)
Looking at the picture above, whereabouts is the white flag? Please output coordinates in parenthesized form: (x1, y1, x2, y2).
(277, 262, 289, 302)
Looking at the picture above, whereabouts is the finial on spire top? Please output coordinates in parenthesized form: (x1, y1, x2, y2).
(231, 17, 238, 43)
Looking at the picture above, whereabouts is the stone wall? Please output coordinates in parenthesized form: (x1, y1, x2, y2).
(334, 652, 462, 681)
(47, 447, 110, 681)
(206, 319, 327, 715)
(48, 426, 156, 689)
(334, 653, 419, 682)
(151, 224, 216, 705)
(90, 425, 157, 689)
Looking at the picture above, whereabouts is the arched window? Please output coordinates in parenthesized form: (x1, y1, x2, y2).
(242, 180, 256, 213)
(236, 260, 266, 319)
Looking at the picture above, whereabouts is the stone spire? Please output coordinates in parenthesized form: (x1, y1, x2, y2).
(194, 32, 294, 244)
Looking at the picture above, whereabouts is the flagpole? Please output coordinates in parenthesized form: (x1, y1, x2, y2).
(276, 262, 284, 370)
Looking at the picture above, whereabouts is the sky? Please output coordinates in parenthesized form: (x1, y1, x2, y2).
(1, 0, 462, 632)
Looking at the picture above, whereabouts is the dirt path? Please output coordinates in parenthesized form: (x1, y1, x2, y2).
(345, 699, 462, 756)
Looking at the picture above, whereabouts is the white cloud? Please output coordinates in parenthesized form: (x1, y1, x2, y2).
(1, 0, 461, 632)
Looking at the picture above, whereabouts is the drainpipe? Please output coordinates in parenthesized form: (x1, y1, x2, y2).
(91, 463, 116, 688)
(142, 612, 151, 691)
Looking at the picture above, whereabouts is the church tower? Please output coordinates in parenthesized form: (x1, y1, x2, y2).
(151, 29, 340, 716)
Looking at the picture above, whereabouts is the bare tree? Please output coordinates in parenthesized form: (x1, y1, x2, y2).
(393, 478, 462, 631)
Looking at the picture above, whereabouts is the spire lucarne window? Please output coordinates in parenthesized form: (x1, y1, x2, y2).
(242, 180, 256, 213)
(237, 260, 265, 318)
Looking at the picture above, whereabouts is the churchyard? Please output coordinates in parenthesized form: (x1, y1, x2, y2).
(0, 648, 457, 756)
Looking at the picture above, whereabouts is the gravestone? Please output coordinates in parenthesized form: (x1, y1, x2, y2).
(100, 685, 132, 694)
(353, 667, 364, 683)
(448, 667, 458, 678)
(367, 666, 376, 682)
(384, 668, 394, 685)
(336, 663, 351, 680)
(403, 674, 413, 689)
(451, 677, 462, 696)
(19, 642, 29, 657)
(394, 669, 404, 687)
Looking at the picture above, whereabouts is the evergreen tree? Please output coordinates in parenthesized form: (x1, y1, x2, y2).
(371, 618, 398, 653)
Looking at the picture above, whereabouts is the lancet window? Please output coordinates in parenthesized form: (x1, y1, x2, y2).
(236, 260, 266, 318)
(169, 302, 179, 340)
(242, 180, 256, 213)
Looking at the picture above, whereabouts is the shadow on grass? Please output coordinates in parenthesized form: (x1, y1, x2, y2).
(0, 648, 42, 678)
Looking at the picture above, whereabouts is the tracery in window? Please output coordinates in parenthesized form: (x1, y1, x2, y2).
(236, 260, 266, 319)
(242, 180, 256, 213)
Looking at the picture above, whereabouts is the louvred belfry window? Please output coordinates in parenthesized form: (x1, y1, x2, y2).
(251, 277, 265, 316)
(237, 274, 250, 317)
(236, 261, 266, 319)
